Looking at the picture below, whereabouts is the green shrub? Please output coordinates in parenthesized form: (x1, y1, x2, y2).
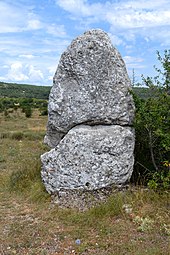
(24, 106, 32, 118)
(11, 132, 24, 140)
(147, 163, 170, 190)
(40, 107, 48, 116)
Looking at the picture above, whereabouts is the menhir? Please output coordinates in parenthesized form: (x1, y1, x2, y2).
(41, 29, 135, 194)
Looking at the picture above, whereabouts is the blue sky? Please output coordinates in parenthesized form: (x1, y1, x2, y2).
(0, 0, 170, 86)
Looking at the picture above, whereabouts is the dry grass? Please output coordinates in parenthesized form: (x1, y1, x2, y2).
(0, 110, 169, 255)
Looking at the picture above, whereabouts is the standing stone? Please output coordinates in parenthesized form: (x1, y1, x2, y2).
(44, 29, 135, 148)
(41, 29, 135, 195)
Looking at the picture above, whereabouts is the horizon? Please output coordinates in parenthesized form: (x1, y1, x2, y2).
(0, 0, 170, 86)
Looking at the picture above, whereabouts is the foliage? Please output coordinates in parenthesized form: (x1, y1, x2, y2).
(39, 107, 48, 116)
(132, 87, 157, 99)
(133, 216, 153, 232)
(147, 161, 170, 190)
(24, 106, 32, 118)
(39, 101, 48, 116)
(132, 50, 170, 189)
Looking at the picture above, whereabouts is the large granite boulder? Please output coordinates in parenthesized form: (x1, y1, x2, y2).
(41, 125, 135, 193)
(41, 29, 135, 195)
(44, 29, 135, 148)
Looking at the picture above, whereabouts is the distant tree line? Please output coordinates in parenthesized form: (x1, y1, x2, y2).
(0, 81, 152, 100)
(0, 82, 51, 99)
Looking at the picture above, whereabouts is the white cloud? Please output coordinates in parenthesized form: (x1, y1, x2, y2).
(7, 62, 29, 81)
(143, 28, 170, 46)
(0, 2, 62, 35)
(2, 65, 9, 69)
(4, 62, 44, 83)
(56, 0, 91, 16)
(123, 0, 169, 10)
(0, 2, 26, 33)
(46, 24, 66, 37)
(47, 66, 57, 81)
(48, 66, 56, 75)
(123, 56, 145, 69)
(28, 65, 44, 81)
(27, 19, 42, 30)
(0, 2, 43, 33)
(106, 10, 170, 29)
(108, 33, 124, 46)
(0, 1, 81, 41)
(123, 56, 144, 64)
(56, 0, 170, 44)
(19, 54, 35, 59)
(56, 0, 170, 26)
(0, 36, 30, 55)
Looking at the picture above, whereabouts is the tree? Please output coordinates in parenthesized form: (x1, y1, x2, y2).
(132, 50, 170, 187)
(24, 106, 32, 118)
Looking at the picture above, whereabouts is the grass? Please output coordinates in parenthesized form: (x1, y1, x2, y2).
(0, 110, 169, 255)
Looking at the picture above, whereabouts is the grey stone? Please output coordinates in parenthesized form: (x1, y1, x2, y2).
(41, 29, 135, 198)
(45, 29, 135, 148)
(41, 125, 135, 194)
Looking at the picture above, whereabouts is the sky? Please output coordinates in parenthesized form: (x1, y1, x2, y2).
(0, 0, 170, 86)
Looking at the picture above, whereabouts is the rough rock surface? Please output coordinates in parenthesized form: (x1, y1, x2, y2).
(41, 29, 135, 199)
(44, 29, 135, 148)
(50, 185, 130, 211)
(41, 125, 135, 193)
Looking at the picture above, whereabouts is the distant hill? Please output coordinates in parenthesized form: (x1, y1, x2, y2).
(0, 82, 51, 99)
(132, 87, 154, 99)
(0, 81, 151, 100)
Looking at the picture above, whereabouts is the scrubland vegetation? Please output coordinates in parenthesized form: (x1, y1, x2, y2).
(0, 111, 169, 254)
(0, 51, 169, 254)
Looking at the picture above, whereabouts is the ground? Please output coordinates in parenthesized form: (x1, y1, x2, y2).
(0, 109, 169, 255)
